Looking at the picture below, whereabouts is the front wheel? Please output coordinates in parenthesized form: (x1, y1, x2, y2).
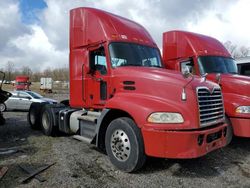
(0, 103, 6, 112)
(105, 117, 146, 172)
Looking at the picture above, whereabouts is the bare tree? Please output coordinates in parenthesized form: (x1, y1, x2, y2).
(224, 41, 250, 58)
(239, 46, 250, 57)
(21, 66, 32, 77)
(43, 67, 53, 77)
(5, 61, 15, 81)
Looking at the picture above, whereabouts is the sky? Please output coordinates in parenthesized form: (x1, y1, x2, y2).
(0, 0, 250, 71)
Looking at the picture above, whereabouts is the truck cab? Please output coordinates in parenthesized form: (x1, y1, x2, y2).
(15, 76, 30, 90)
(163, 30, 250, 138)
(29, 8, 229, 172)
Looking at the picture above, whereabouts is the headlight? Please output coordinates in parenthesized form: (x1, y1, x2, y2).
(236, 106, 250, 114)
(147, 112, 184, 123)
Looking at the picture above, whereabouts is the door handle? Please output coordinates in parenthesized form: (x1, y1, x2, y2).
(95, 78, 103, 82)
(91, 76, 103, 82)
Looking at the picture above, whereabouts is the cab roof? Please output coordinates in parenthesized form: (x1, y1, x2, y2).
(70, 7, 157, 49)
(163, 30, 231, 61)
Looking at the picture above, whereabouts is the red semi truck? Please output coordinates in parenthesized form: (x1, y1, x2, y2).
(15, 76, 30, 90)
(163, 30, 250, 140)
(28, 8, 229, 172)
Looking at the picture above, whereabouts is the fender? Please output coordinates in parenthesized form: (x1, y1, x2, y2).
(223, 93, 250, 118)
(104, 92, 199, 129)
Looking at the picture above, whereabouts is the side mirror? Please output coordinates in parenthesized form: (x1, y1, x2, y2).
(182, 66, 192, 78)
(215, 73, 221, 85)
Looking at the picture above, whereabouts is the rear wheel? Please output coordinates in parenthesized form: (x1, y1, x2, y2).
(105, 117, 146, 172)
(0, 103, 6, 112)
(0, 113, 5, 125)
(28, 102, 45, 130)
(41, 105, 57, 136)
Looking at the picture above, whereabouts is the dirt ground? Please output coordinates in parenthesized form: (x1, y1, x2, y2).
(1, 92, 250, 188)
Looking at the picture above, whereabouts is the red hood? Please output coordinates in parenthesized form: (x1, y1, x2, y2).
(207, 74, 250, 97)
(113, 67, 219, 91)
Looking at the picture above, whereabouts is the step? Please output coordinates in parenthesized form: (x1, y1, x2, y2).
(72, 135, 92, 144)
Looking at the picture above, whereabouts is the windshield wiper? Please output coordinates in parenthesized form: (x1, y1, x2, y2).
(150, 65, 162, 68)
(120, 64, 142, 67)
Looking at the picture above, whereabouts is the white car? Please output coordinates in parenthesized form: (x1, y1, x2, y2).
(0, 90, 57, 112)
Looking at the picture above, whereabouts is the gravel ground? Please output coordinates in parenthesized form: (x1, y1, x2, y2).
(1, 93, 250, 187)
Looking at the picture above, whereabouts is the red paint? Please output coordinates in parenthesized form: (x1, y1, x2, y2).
(230, 118, 250, 137)
(163, 30, 250, 137)
(142, 123, 227, 158)
(15, 76, 30, 90)
(69, 8, 228, 158)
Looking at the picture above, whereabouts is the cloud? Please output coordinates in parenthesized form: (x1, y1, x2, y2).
(0, 0, 29, 51)
(0, 0, 249, 71)
(9, 25, 67, 70)
(186, 0, 250, 47)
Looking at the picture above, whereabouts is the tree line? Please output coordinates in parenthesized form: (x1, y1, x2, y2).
(0, 62, 69, 82)
(1, 41, 249, 82)
(224, 41, 250, 58)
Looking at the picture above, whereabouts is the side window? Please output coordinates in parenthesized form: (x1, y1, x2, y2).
(11, 92, 18, 98)
(180, 59, 195, 74)
(19, 92, 31, 99)
(90, 47, 107, 75)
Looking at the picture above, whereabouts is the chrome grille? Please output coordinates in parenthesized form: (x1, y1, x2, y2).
(197, 87, 225, 127)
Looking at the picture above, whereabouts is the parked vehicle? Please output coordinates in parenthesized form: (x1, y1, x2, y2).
(14, 76, 30, 90)
(0, 90, 57, 112)
(236, 57, 250, 76)
(162, 30, 250, 140)
(40, 77, 53, 93)
(28, 8, 229, 172)
(0, 71, 12, 125)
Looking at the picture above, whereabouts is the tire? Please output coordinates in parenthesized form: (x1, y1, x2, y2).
(105, 117, 146, 172)
(225, 116, 233, 145)
(60, 99, 69, 106)
(0, 103, 6, 112)
(28, 102, 45, 130)
(41, 105, 57, 136)
(0, 113, 5, 125)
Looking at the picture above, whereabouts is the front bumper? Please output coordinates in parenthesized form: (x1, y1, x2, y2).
(230, 117, 250, 137)
(142, 123, 227, 159)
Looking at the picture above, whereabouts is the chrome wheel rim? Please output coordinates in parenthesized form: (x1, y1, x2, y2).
(110, 129, 131, 162)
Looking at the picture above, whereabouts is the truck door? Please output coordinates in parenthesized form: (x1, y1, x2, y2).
(17, 91, 32, 110)
(87, 46, 109, 107)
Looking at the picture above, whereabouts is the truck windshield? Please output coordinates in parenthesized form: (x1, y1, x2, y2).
(17, 82, 28, 85)
(198, 56, 238, 75)
(109, 42, 162, 68)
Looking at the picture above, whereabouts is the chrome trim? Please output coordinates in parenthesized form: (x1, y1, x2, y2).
(196, 87, 225, 127)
